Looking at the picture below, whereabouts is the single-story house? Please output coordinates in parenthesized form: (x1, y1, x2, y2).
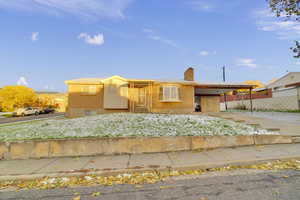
(65, 68, 253, 117)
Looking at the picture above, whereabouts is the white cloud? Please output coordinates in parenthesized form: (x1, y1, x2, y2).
(78, 33, 104, 46)
(199, 51, 209, 56)
(236, 58, 257, 68)
(31, 32, 39, 41)
(143, 29, 178, 48)
(188, 0, 242, 12)
(253, 9, 300, 40)
(189, 0, 214, 11)
(142, 28, 155, 33)
(198, 50, 216, 56)
(296, 61, 300, 65)
(17, 77, 28, 86)
(148, 35, 178, 48)
(0, 0, 133, 20)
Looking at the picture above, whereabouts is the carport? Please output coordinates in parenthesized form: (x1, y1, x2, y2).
(194, 83, 254, 112)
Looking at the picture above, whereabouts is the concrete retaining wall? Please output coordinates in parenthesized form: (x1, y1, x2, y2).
(0, 135, 293, 160)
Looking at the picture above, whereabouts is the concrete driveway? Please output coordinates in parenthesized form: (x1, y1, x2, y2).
(208, 111, 300, 137)
(238, 111, 300, 124)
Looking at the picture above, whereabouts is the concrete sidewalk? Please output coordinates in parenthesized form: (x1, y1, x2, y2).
(0, 143, 300, 181)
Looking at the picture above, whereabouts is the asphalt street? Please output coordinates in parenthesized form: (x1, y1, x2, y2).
(1, 170, 299, 200)
(0, 113, 64, 124)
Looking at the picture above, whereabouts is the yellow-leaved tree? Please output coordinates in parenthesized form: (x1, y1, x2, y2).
(236, 80, 265, 94)
(0, 86, 37, 112)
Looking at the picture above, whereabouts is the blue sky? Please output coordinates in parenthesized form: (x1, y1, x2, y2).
(0, 0, 299, 92)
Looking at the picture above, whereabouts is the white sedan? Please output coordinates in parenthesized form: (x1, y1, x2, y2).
(14, 107, 40, 117)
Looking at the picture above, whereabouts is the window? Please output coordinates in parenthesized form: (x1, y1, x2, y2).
(81, 85, 97, 95)
(159, 85, 181, 102)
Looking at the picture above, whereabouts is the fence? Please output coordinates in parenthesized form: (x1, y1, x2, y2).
(220, 87, 300, 111)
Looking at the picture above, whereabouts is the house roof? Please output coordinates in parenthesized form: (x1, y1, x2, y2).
(266, 72, 300, 88)
(286, 82, 300, 88)
(65, 78, 104, 84)
(65, 76, 254, 89)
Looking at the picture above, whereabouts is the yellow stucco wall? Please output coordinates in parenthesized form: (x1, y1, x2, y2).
(200, 96, 220, 113)
(68, 84, 104, 109)
(67, 84, 130, 117)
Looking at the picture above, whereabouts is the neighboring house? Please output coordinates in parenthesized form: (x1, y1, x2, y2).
(266, 72, 300, 110)
(266, 72, 300, 91)
(220, 72, 300, 111)
(65, 68, 253, 117)
(36, 91, 68, 112)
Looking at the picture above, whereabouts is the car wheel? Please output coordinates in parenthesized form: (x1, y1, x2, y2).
(35, 112, 39, 115)
(21, 113, 25, 117)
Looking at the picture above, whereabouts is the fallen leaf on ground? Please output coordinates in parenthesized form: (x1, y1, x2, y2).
(73, 196, 80, 200)
(159, 185, 175, 190)
(199, 197, 208, 200)
(1, 159, 299, 191)
(91, 192, 101, 197)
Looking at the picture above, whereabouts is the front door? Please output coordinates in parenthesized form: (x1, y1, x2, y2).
(135, 87, 148, 112)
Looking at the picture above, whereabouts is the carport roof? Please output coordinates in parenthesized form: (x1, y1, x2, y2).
(194, 82, 254, 89)
(194, 82, 255, 95)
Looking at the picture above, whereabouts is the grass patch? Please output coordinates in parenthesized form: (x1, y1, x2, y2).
(0, 113, 275, 142)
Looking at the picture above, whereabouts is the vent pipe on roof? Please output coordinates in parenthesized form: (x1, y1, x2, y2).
(184, 67, 194, 81)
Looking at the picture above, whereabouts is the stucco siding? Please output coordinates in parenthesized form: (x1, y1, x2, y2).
(68, 84, 104, 109)
(201, 96, 220, 113)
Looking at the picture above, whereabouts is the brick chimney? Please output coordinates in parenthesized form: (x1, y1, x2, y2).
(184, 67, 194, 81)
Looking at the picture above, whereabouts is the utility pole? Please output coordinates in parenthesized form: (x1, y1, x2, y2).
(222, 66, 228, 111)
(222, 66, 226, 82)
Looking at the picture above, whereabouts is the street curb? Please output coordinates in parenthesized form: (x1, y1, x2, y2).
(1, 155, 299, 182)
(0, 135, 292, 160)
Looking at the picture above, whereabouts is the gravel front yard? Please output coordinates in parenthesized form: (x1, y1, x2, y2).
(0, 113, 275, 141)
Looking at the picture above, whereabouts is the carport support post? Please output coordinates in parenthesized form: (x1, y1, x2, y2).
(224, 93, 228, 111)
(249, 87, 253, 112)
